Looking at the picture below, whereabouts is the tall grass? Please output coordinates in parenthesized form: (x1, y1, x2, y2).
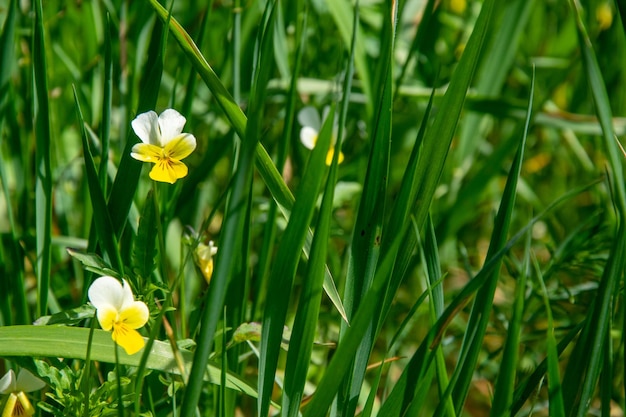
(0, 0, 624, 416)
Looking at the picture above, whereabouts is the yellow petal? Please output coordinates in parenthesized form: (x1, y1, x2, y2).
(16, 392, 35, 416)
(130, 143, 164, 163)
(325, 149, 344, 166)
(149, 159, 188, 184)
(2, 393, 17, 417)
(119, 301, 149, 329)
(96, 305, 117, 331)
(164, 134, 196, 160)
(112, 323, 145, 355)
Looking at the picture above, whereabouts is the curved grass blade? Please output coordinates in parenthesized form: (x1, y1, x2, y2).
(33, 0, 53, 317)
(0, 325, 258, 397)
(147, 0, 347, 323)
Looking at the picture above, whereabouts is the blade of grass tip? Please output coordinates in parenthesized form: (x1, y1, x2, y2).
(181, 3, 278, 416)
(33, 0, 53, 318)
(337, 1, 396, 414)
(99, 13, 113, 193)
(420, 217, 455, 417)
(449, 61, 533, 414)
(73, 87, 124, 275)
(325, 0, 373, 116)
(181, 0, 213, 116)
(282, 109, 341, 417)
(533, 255, 566, 417)
(569, 0, 626, 214)
(489, 225, 531, 417)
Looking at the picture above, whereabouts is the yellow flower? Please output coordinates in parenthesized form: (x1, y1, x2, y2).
(298, 106, 344, 166)
(130, 109, 197, 184)
(0, 369, 45, 417)
(88, 276, 149, 355)
(195, 241, 218, 284)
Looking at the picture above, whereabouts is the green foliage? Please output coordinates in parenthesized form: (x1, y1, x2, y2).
(0, 0, 625, 416)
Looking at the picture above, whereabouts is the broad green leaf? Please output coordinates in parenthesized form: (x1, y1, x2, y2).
(0, 325, 258, 397)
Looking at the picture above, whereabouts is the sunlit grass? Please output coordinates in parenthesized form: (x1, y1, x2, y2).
(0, 0, 625, 416)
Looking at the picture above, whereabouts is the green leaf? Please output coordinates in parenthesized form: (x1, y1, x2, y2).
(33, 0, 53, 317)
(0, 325, 259, 398)
(132, 189, 158, 282)
(66, 249, 120, 278)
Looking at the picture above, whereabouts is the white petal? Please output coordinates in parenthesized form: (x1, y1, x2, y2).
(297, 106, 321, 130)
(300, 126, 319, 150)
(0, 370, 16, 393)
(131, 111, 161, 146)
(120, 279, 138, 311)
(158, 109, 187, 143)
(88, 276, 125, 311)
(16, 369, 45, 392)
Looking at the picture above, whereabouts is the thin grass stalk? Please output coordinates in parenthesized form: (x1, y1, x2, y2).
(533, 256, 566, 417)
(33, 0, 53, 318)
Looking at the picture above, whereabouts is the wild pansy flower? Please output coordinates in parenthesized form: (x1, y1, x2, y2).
(0, 369, 45, 417)
(195, 241, 218, 284)
(298, 106, 344, 166)
(130, 109, 197, 184)
(88, 276, 149, 355)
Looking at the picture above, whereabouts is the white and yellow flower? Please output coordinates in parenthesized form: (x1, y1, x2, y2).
(298, 106, 344, 165)
(195, 241, 218, 284)
(130, 109, 197, 184)
(0, 369, 45, 417)
(88, 276, 149, 355)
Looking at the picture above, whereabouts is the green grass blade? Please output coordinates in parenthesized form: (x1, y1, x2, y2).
(132, 189, 158, 283)
(534, 257, 566, 417)
(337, 1, 395, 414)
(324, 0, 372, 116)
(282, 112, 340, 417)
(559, 3, 626, 415)
(33, 0, 53, 318)
(73, 87, 123, 275)
(489, 231, 530, 416)
(450, 58, 532, 413)
(181, 3, 277, 416)
(0, 325, 258, 397)
(258, 106, 334, 417)
(99, 13, 113, 193)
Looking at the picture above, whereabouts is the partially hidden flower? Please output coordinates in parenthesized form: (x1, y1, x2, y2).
(130, 109, 197, 184)
(0, 369, 45, 417)
(88, 276, 149, 355)
(298, 106, 344, 166)
(195, 241, 218, 284)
